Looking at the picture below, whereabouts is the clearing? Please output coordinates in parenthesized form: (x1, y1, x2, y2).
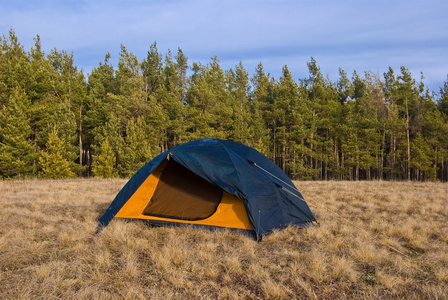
(0, 179, 447, 299)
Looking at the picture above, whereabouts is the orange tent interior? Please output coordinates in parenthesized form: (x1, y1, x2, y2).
(114, 159, 253, 231)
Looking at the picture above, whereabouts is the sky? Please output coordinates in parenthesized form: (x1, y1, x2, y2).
(1, 0, 447, 93)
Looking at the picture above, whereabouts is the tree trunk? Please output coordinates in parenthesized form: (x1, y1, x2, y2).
(273, 120, 277, 164)
(282, 144, 286, 172)
(392, 133, 396, 180)
(405, 96, 411, 180)
(442, 156, 445, 182)
(78, 105, 83, 166)
(334, 139, 339, 180)
(381, 129, 385, 179)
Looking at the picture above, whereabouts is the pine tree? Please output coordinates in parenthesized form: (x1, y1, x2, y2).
(93, 114, 125, 176)
(87, 53, 117, 100)
(228, 61, 251, 144)
(438, 76, 448, 116)
(397, 66, 419, 180)
(155, 48, 188, 150)
(411, 133, 434, 180)
(304, 58, 340, 180)
(273, 65, 297, 172)
(383, 67, 406, 179)
(249, 62, 272, 156)
(45, 100, 78, 169)
(85, 52, 118, 172)
(186, 57, 231, 140)
(121, 117, 153, 177)
(347, 71, 383, 180)
(93, 138, 117, 178)
(0, 88, 36, 178)
(302, 58, 326, 179)
(46, 48, 87, 175)
(340, 101, 361, 180)
(141, 42, 163, 98)
(39, 127, 75, 178)
(0, 29, 30, 107)
(422, 102, 448, 181)
(337, 68, 353, 104)
(364, 71, 388, 179)
(27, 35, 54, 103)
(3, 30, 448, 181)
(172, 48, 188, 145)
(27, 35, 61, 155)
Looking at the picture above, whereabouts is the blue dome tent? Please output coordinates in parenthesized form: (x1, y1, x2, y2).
(98, 139, 316, 239)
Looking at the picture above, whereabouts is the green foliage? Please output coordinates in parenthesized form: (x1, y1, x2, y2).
(1, 30, 448, 181)
(93, 138, 117, 178)
(121, 117, 153, 177)
(39, 127, 75, 179)
(411, 133, 435, 180)
(0, 88, 36, 178)
(438, 78, 448, 116)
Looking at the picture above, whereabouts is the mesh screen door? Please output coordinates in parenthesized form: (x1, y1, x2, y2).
(143, 160, 222, 220)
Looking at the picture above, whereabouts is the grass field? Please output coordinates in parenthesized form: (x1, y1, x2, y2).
(1, 179, 447, 299)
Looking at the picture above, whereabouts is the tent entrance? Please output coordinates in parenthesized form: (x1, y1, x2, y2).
(142, 159, 222, 221)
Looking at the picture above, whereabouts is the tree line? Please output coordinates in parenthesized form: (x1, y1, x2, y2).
(1, 29, 448, 181)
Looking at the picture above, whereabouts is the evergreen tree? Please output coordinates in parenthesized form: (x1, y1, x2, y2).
(93, 114, 125, 176)
(2, 30, 448, 181)
(186, 57, 231, 140)
(411, 133, 434, 180)
(302, 58, 326, 179)
(438, 76, 448, 116)
(47, 48, 87, 174)
(85, 53, 118, 172)
(116, 45, 146, 119)
(422, 100, 448, 181)
(228, 61, 251, 144)
(39, 126, 75, 178)
(93, 138, 117, 178)
(155, 48, 188, 150)
(397, 66, 419, 180)
(0, 88, 36, 178)
(27, 35, 54, 103)
(141, 42, 163, 98)
(288, 81, 319, 180)
(250, 62, 273, 156)
(157, 48, 188, 147)
(364, 71, 388, 179)
(304, 58, 340, 180)
(337, 68, 353, 104)
(27, 35, 59, 153)
(348, 71, 383, 180)
(0, 29, 30, 106)
(87, 53, 117, 100)
(340, 101, 361, 180)
(383, 67, 406, 179)
(273, 65, 297, 172)
(121, 117, 153, 177)
(44, 100, 79, 171)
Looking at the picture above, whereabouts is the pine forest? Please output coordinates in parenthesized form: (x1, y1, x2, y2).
(1, 30, 448, 181)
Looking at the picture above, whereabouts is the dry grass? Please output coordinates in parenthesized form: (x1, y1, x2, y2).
(0, 179, 447, 299)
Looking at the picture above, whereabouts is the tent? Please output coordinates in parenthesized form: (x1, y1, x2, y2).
(98, 138, 316, 239)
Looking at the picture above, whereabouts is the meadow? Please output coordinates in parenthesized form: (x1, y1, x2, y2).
(0, 179, 447, 299)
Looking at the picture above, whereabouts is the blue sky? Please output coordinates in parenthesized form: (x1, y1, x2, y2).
(1, 0, 447, 93)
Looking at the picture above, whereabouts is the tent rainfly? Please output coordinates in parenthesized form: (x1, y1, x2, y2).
(98, 139, 316, 239)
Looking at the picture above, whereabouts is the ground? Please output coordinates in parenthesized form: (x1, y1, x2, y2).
(0, 179, 447, 299)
